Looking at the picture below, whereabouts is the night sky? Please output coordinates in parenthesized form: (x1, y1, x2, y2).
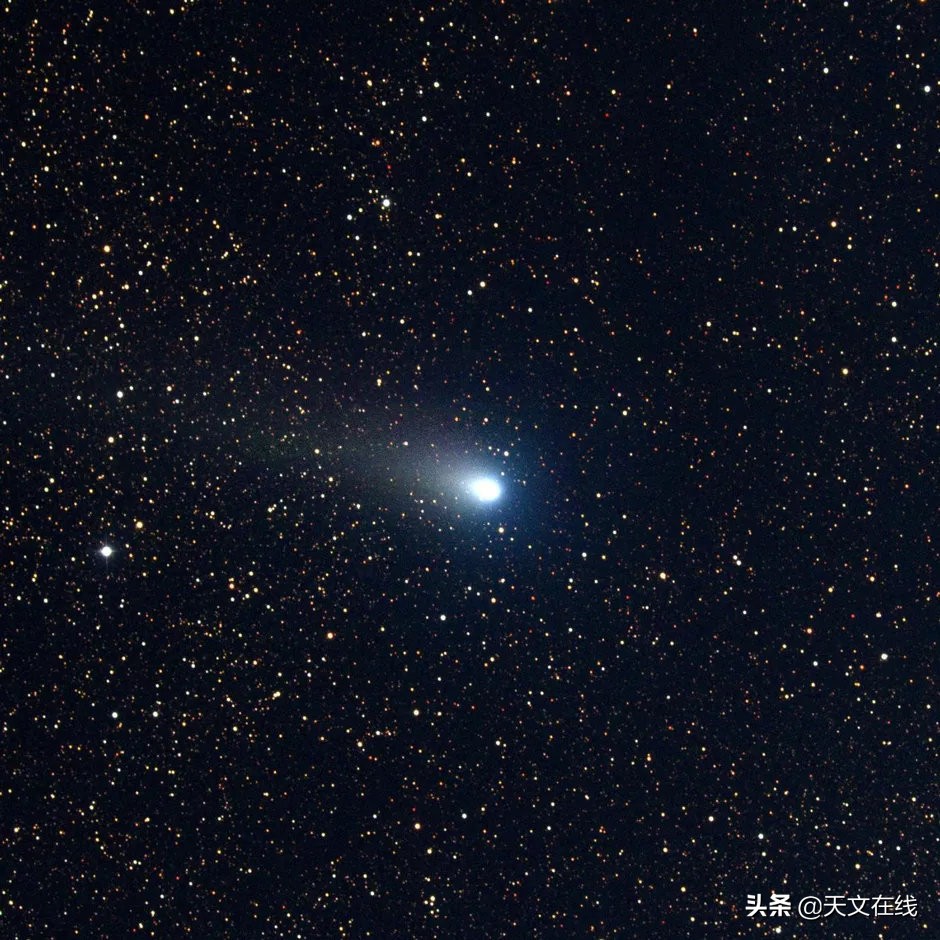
(1, 1, 936, 937)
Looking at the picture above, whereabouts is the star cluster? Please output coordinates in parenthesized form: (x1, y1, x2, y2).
(0, 2, 935, 937)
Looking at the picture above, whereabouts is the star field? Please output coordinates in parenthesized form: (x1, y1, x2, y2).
(0, 2, 935, 937)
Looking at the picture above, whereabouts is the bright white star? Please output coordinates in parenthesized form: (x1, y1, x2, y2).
(99, 545, 114, 558)
(468, 477, 502, 502)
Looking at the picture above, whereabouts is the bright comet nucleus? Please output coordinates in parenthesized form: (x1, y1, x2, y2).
(468, 476, 502, 502)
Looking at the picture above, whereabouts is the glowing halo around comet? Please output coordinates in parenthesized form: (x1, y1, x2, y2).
(467, 476, 502, 502)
